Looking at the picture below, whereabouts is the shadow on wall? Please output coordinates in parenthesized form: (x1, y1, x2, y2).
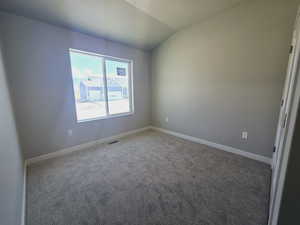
(0, 38, 24, 225)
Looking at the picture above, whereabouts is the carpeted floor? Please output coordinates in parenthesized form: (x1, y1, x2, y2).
(27, 130, 271, 225)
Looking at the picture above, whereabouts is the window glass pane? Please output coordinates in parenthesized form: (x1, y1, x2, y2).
(70, 51, 106, 121)
(105, 59, 130, 115)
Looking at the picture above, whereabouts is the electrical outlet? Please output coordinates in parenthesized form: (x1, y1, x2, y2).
(68, 129, 73, 137)
(242, 131, 248, 140)
(165, 117, 169, 123)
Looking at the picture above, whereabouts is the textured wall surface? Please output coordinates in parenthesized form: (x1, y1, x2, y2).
(151, 0, 299, 158)
(0, 36, 24, 225)
(0, 12, 152, 159)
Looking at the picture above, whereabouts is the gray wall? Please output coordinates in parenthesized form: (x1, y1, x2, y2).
(277, 103, 300, 224)
(0, 35, 24, 225)
(151, 0, 299, 158)
(0, 12, 152, 159)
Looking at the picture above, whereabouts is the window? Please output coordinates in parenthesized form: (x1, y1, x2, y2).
(69, 49, 133, 122)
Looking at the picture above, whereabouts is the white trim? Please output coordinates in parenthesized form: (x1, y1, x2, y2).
(150, 126, 272, 165)
(69, 48, 133, 63)
(21, 163, 26, 225)
(69, 48, 135, 123)
(268, 38, 300, 225)
(77, 112, 134, 123)
(26, 126, 151, 165)
(25, 124, 271, 166)
(268, 7, 300, 225)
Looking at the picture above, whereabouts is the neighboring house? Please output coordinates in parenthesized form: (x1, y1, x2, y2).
(80, 78, 128, 102)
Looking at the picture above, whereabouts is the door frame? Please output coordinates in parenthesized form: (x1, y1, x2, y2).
(268, 7, 300, 225)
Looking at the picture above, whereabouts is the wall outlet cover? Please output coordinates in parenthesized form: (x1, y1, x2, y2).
(242, 131, 248, 140)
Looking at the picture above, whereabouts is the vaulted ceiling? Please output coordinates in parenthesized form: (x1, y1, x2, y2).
(0, 0, 246, 50)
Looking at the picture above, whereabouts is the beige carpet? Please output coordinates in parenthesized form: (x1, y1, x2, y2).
(27, 130, 271, 225)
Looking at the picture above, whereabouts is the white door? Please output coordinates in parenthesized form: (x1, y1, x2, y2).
(269, 7, 300, 224)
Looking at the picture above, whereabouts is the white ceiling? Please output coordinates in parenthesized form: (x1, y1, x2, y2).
(125, 0, 246, 30)
(0, 0, 247, 50)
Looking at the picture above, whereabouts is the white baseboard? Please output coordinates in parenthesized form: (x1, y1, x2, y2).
(25, 125, 272, 166)
(26, 126, 151, 166)
(21, 162, 26, 225)
(150, 126, 272, 165)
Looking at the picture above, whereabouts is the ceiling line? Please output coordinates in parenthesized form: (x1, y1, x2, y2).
(123, 0, 175, 30)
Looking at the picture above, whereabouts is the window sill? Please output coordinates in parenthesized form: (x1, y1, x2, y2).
(77, 112, 134, 123)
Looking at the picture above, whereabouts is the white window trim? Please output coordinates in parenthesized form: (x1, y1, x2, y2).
(69, 48, 135, 123)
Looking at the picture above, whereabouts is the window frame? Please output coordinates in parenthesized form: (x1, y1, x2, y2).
(69, 48, 134, 123)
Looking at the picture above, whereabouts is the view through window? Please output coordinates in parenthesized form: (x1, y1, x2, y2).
(70, 49, 133, 122)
